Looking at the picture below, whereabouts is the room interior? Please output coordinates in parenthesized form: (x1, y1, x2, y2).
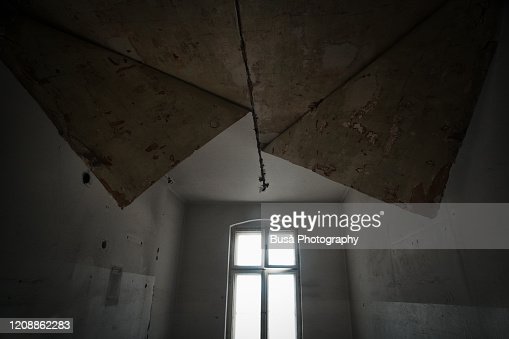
(1, 1, 509, 338)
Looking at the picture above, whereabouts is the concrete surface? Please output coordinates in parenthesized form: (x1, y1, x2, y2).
(267, 0, 501, 204)
(0, 61, 184, 339)
(0, 16, 247, 207)
(14, 0, 446, 143)
(238, 0, 445, 142)
(14, 0, 250, 107)
(2, 0, 501, 209)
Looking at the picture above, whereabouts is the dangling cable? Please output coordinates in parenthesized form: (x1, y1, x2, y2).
(234, 0, 269, 192)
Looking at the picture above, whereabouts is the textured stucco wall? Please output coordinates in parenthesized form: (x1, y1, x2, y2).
(0, 61, 184, 339)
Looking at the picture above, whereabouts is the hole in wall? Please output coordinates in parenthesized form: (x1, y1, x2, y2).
(101, 240, 107, 249)
(82, 172, 91, 185)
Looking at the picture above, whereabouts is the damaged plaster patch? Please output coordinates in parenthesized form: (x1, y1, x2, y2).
(313, 163, 337, 177)
(341, 98, 380, 145)
(410, 163, 452, 203)
(352, 122, 365, 134)
(366, 131, 378, 145)
(384, 116, 402, 154)
(338, 77, 381, 144)
(264, 0, 499, 205)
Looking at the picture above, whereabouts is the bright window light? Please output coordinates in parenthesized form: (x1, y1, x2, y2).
(228, 228, 300, 338)
(268, 232, 296, 266)
(232, 274, 261, 339)
(267, 274, 297, 339)
(234, 232, 262, 266)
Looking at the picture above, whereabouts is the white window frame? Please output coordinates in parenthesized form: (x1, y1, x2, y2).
(225, 224, 302, 339)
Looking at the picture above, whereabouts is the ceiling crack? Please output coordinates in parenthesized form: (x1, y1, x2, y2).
(235, 0, 269, 192)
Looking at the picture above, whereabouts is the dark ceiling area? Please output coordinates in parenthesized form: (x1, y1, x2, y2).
(0, 0, 502, 206)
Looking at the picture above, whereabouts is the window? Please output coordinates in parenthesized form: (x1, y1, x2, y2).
(226, 227, 301, 339)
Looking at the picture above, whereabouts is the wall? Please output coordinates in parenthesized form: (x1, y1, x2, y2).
(0, 61, 184, 339)
(343, 3, 509, 337)
(168, 114, 349, 203)
(173, 203, 352, 339)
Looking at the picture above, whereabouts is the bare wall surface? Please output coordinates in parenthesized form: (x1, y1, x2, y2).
(0, 61, 184, 339)
(343, 5, 509, 337)
(173, 204, 260, 339)
(173, 204, 352, 339)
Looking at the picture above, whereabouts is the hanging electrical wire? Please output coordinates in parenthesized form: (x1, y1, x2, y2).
(234, 0, 269, 192)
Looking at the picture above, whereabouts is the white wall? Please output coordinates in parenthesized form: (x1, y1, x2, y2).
(168, 114, 348, 203)
(342, 4, 509, 338)
(173, 204, 259, 339)
(0, 61, 184, 339)
(173, 203, 352, 339)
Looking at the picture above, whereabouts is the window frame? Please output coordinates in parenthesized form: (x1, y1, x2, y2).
(225, 224, 302, 339)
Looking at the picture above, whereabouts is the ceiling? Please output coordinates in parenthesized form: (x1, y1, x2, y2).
(0, 0, 502, 206)
(12, 0, 445, 142)
(168, 114, 349, 202)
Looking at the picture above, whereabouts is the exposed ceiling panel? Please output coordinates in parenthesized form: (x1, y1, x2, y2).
(1, 0, 501, 207)
(237, 0, 446, 142)
(15, 0, 448, 143)
(266, 0, 500, 203)
(0, 16, 247, 207)
(14, 0, 250, 107)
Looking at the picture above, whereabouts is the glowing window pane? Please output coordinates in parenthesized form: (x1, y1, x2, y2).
(235, 232, 262, 266)
(268, 232, 295, 266)
(232, 274, 261, 339)
(267, 274, 297, 339)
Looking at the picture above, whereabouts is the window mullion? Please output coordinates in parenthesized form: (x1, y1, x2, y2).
(261, 270, 268, 339)
(262, 228, 268, 339)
